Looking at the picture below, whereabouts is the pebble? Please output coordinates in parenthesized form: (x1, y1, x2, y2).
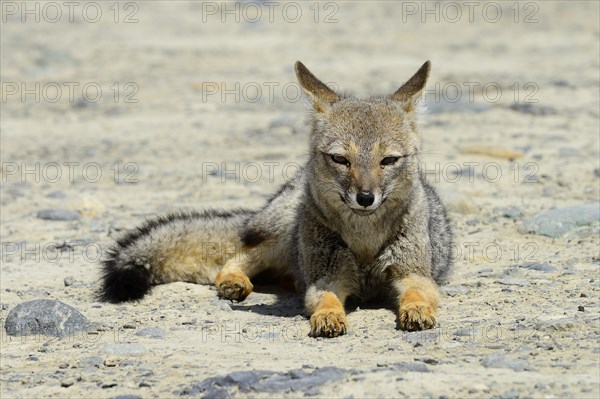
(80, 356, 104, 367)
(136, 327, 166, 339)
(64, 276, 75, 286)
(36, 209, 79, 221)
(4, 299, 88, 337)
(61, 378, 76, 388)
(520, 203, 600, 238)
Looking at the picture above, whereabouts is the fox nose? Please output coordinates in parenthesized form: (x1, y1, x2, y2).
(356, 191, 375, 207)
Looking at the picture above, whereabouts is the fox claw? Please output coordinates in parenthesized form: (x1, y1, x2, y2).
(398, 301, 437, 331)
(310, 310, 348, 338)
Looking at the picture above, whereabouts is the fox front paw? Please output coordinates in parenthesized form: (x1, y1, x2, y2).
(215, 269, 253, 301)
(310, 308, 348, 338)
(398, 301, 437, 331)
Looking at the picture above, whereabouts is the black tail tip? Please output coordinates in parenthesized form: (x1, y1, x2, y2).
(98, 260, 152, 303)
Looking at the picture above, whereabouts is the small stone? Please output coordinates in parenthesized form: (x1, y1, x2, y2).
(36, 209, 79, 221)
(520, 262, 556, 273)
(136, 327, 165, 339)
(64, 276, 75, 286)
(61, 378, 75, 388)
(4, 299, 88, 337)
(578, 305, 585, 312)
(101, 382, 118, 389)
(122, 322, 137, 329)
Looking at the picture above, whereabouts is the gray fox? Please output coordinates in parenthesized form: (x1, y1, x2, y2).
(99, 61, 453, 337)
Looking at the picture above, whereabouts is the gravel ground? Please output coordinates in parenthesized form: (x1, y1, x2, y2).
(1, 2, 599, 398)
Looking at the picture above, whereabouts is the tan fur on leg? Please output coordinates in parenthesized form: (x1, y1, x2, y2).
(308, 291, 348, 338)
(395, 274, 439, 331)
(215, 257, 253, 301)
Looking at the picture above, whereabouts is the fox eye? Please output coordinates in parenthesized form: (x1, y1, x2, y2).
(331, 154, 350, 166)
(380, 156, 400, 166)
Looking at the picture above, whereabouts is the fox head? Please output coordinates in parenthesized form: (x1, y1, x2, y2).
(295, 60, 430, 218)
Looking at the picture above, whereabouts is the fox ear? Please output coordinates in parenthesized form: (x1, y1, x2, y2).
(392, 61, 431, 106)
(295, 61, 339, 112)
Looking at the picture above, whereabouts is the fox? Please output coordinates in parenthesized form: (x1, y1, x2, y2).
(99, 60, 453, 337)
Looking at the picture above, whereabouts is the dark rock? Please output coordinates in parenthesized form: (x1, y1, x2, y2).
(4, 299, 88, 338)
(36, 209, 79, 221)
(180, 367, 349, 396)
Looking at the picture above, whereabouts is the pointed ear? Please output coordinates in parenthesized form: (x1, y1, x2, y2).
(295, 61, 339, 112)
(391, 61, 431, 104)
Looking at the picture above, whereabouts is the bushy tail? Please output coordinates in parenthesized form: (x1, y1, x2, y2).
(99, 209, 253, 303)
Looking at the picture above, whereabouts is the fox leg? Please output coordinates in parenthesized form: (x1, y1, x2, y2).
(214, 240, 279, 301)
(393, 274, 439, 331)
(305, 284, 350, 338)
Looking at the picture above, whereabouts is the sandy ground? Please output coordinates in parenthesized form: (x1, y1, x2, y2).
(1, 1, 599, 398)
